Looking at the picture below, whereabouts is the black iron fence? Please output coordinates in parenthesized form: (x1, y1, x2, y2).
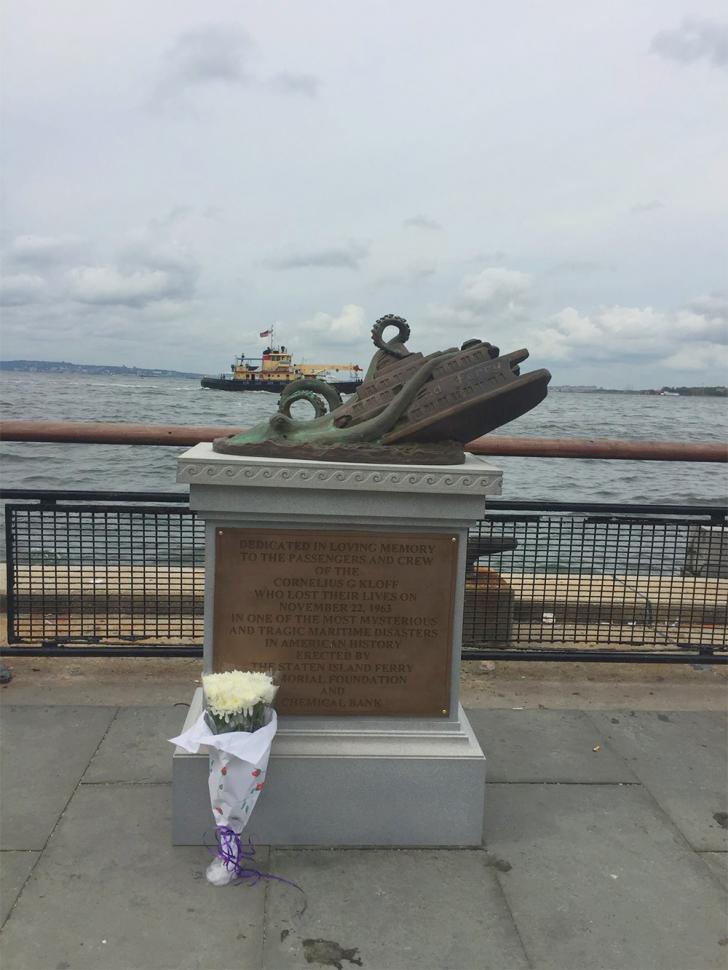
(3, 491, 201, 647)
(2, 489, 726, 662)
(464, 504, 726, 661)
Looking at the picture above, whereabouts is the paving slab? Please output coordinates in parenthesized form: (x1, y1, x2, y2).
(83, 705, 188, 783)
(0, 705, 117, 849)
(0, 783, 268, 970)
(485, 783, 728, 969)
(700, 852, 728, 891)
(589, 710, 728, 850)
(0, 850, 39, 926)
(467, 708, 638, 783)
(262, 848, 529, 970)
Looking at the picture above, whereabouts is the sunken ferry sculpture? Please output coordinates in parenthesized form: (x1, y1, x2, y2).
(213, 314, 551, 464)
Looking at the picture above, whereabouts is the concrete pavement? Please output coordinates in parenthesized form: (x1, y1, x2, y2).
(0, 694, 726, 969)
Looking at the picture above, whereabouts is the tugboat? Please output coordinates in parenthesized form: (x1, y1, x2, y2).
(200, 327, 363, 394)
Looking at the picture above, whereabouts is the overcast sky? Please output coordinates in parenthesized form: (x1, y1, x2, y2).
(1, 0, 727, 386)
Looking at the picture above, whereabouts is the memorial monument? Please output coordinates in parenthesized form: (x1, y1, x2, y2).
(172, 315, 550, 846)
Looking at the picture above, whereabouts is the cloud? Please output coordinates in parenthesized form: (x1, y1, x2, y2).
(403, 215, 442, 231)
(651, 18, 728, 69)
(66, 241, 198, 307)
(268, 72, 320, 97)
(1, 222, 205, 367)
(423, 259, 727, 380)
(631, 200, 664, 214)
(687, 291, 728, 322)
(9, 234, 83, 266)
(152, 24, 255, 106)
(422, 266, 533, 348)
(296, 304, 368, 345)
(0, 273, 46, 306)
(459, 267, 532, 317)
(425, 266, 532, 339)
(528, 299, 728, 366)
(264, 241, 368, 270)
(661, 343, 728, 371)
(66, 267, 184, 306)
(151, 25, 321, 110)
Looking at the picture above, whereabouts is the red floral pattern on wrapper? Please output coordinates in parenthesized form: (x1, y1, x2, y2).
(209, 750, 270, 832)
(204, 745, 272, 885)
(169, 708, 278, 886)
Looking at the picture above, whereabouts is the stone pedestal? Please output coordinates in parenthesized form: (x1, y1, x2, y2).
(172, 444, 502, 846)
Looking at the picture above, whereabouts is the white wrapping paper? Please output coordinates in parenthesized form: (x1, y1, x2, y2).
(170, 711, 278, 884)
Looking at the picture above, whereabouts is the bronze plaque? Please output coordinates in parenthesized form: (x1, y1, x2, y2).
(212, 528, 458, 716)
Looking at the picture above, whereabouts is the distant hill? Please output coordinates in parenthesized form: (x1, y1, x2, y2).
(0, 360, 202, 379)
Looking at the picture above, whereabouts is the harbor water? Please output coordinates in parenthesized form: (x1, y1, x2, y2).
(0, 373, 726, 505)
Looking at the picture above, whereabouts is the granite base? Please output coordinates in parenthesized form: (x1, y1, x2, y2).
(172, 689, 486, 847)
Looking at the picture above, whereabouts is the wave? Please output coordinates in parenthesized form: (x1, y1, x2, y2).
(9, 474, 68, 486)
(0, 450, 48, 462)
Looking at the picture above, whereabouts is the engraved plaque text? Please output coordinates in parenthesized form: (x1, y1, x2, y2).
(212, 528, 458, 716)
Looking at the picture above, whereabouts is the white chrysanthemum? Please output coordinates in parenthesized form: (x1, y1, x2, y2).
(243, 670, 278, 705)
(203, 670, 277, 719)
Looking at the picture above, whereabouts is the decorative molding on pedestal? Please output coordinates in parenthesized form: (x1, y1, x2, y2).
(177, 443, 502, 496)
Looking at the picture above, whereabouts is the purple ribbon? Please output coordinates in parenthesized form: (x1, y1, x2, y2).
(214, 826, 304, 896)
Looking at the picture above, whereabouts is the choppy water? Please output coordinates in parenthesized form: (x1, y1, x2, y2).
(1, 373, 726, 506)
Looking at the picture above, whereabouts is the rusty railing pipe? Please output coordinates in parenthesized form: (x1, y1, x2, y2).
(1, 420, 726, 462)
(0, 421, 237, 446)
(466, 436, 728, 462)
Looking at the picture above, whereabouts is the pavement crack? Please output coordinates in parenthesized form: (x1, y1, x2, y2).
(483, 847, 534, 969)
(80, 780, 171, 786)
(488, 781, 642, 786)
(260, 849, 272, 968)
(0, 704, 120, 932)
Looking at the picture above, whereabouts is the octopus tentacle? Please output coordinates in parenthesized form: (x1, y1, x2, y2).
(365, 315, 412, 382)
(278, 378, 343, 414)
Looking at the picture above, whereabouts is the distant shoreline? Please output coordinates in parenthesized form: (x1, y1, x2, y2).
(0, 360, 201, 380)
(552, 385, 727, 398)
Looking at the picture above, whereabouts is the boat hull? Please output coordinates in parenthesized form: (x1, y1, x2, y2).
(201, 377, 362, 394)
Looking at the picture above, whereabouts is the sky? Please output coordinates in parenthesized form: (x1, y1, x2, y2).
(1, 0, 727, 387)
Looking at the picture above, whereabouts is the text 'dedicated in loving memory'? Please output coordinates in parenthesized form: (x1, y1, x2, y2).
(212, 528, 458, 716)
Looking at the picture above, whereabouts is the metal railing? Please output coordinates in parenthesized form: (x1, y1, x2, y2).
(3, 491, 200, 652)
(2, 419, 727, 461)
(2, 489, 725, 663)
(463, 502, 726, 662)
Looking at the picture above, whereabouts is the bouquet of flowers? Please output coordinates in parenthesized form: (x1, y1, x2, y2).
(170, 669, 279, 886)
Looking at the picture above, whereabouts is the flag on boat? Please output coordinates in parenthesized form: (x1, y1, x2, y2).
(259, 329, 272, 338)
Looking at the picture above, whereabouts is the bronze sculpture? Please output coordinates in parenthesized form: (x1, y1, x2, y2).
(213, 314, 551, 464)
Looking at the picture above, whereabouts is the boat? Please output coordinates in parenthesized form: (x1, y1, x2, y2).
(200, 328, 363, 394)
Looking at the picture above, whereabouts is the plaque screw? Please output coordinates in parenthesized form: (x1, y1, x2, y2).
(442, 709, 448, 715)
(451, 537, 457, 543)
